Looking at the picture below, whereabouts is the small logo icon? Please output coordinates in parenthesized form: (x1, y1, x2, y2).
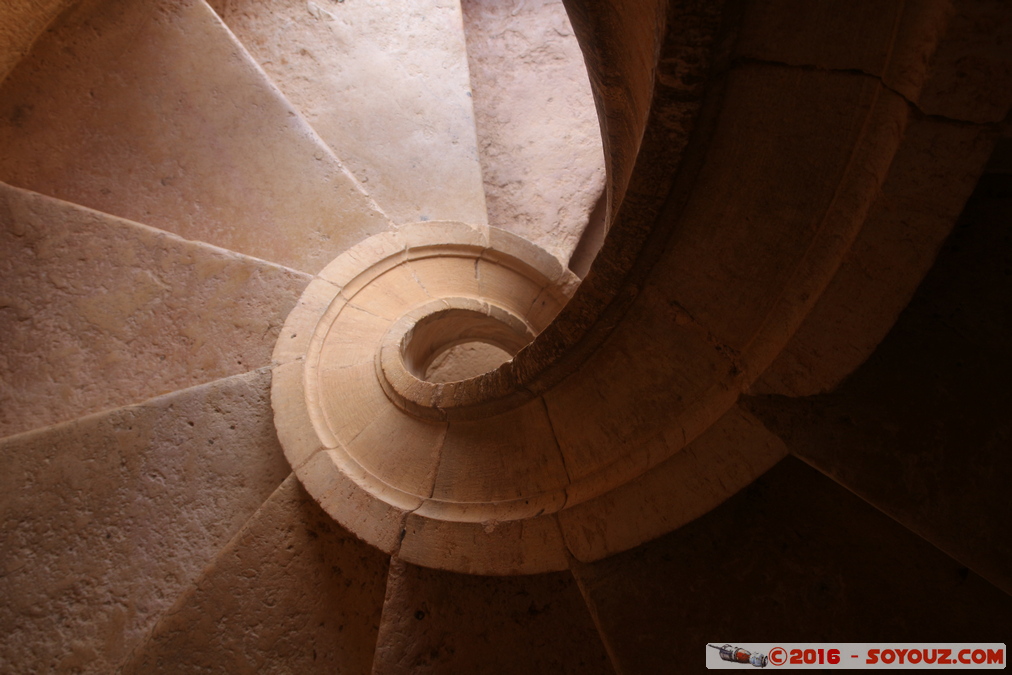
(767, 647, 787, 667)
(708, 644, 769, 668)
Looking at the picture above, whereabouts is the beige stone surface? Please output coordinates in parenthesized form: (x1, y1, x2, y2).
(649, 66, 908, 363)
(371, 559, 614, 675)
(397, 510, 571, 576)
(0, 370, 290, 674)
(559, 0, 667, 237)
(0, 0, 1007, 667)
(753, 116, 994, 396)
(300, 448, 421, 556)
(558, 405, 788, 561)
(461, 0, 605, 264)
(272, 225, 582, 574)
(542, 281, 736, 490)
(432, 399, 569, 506)
(210, 0, 487, 228)
(0, 0, 73, 83)
(0, 0, 390, 274)
(0, 182, 310, 438)
(122, 475, 390, 674)
(425, 342, 514, 382)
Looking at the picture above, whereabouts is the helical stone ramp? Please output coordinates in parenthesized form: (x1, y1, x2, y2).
(271, 220, 791, 576)
(272, 222, 582, 574)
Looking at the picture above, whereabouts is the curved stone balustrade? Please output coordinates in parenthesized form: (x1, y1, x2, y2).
(271, 220, 788, 575)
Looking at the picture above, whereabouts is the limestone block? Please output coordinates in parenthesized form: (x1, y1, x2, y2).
(431, 399, 570, 506)
(0, 183, 310, 438)
(543, 282, 736, 486)
(273, 225, 580, 574)
(0, 0, 390, 274)
(398, 511, 572, 576)
(0, 0, 74, 83)
(0, 370, 290, 674)
(461, 0, 605, 263)
(210, 0, 488, 228)
(753, 117, 994, 396)
(745, 175, 1012, 594)
(560, 0, 667, 228)
(558, 405, 788, 561)
(122, 475, 389, 674)
(271, 360, 328, 469)
(371, 559, 615, 674)
(271, 277, 341, 366)
(914, 0, 1012, 123)
(647, 65, 907, 363)
(735, 0, 944, 84)
(299, 449, 421, 556)
(735, 0, 1012, 124)
(345, 405, 446, 504)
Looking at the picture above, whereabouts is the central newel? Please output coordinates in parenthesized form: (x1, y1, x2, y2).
(272, 222, 580, 574)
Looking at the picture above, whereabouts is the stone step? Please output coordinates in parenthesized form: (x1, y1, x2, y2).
(0, 370, 291, 674)
(571, 457, 1012, 673)
(120, 474, 390, 674)
(0, 182, 310, 439)
(370, 558, 615, 675)
(743, 168, 1012, 596)
(210, 0, 488, 229)
(460, 0, 605, 265)
(0, 0, 390, 274)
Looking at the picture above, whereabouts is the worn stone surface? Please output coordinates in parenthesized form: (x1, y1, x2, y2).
(461, 0, 605, 264)
(557, 405, 788, 562)
(559, 0, 667, 232)
(752, 115, 994, 396)
(0, 370, 290, 674)
(123, 475, 390, 675)
(735, 0, 948, 90)
(273, 225, 581, 574)
(0, 0, 390, 274)
(210, 0, 487, 228)
(573, 457, 1012, 674)
(735, 0, 1012, 124)
(424, 342, 514, 382)
(542, 280, 736, 487)
(0, 0, 72, 83)
(0, 182, 310, 438)
(647, 65, 908, 362)
(744, 170, 1012, 595)
(372, 559, 614, 675)
(915, 0, 1012, 123)
(1, 1, 1010, 670)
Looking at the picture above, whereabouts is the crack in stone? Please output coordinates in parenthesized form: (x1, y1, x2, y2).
(732, 55, 994, 128)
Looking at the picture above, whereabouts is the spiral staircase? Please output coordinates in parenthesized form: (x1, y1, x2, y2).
(2, 0, 1011, 672)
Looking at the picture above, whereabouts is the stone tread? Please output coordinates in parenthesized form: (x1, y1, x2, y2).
(121, 474, 390, 675)
(209, 0, 488, 229)
(0, 369, 291, 674)
(0, 181, 311, 439)
(0, 0, 391, 274)
(371, 558, 615, 675)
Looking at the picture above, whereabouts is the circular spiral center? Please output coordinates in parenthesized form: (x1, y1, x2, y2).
(272, 223, 583, 575)
(401, 306, 532, 382)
